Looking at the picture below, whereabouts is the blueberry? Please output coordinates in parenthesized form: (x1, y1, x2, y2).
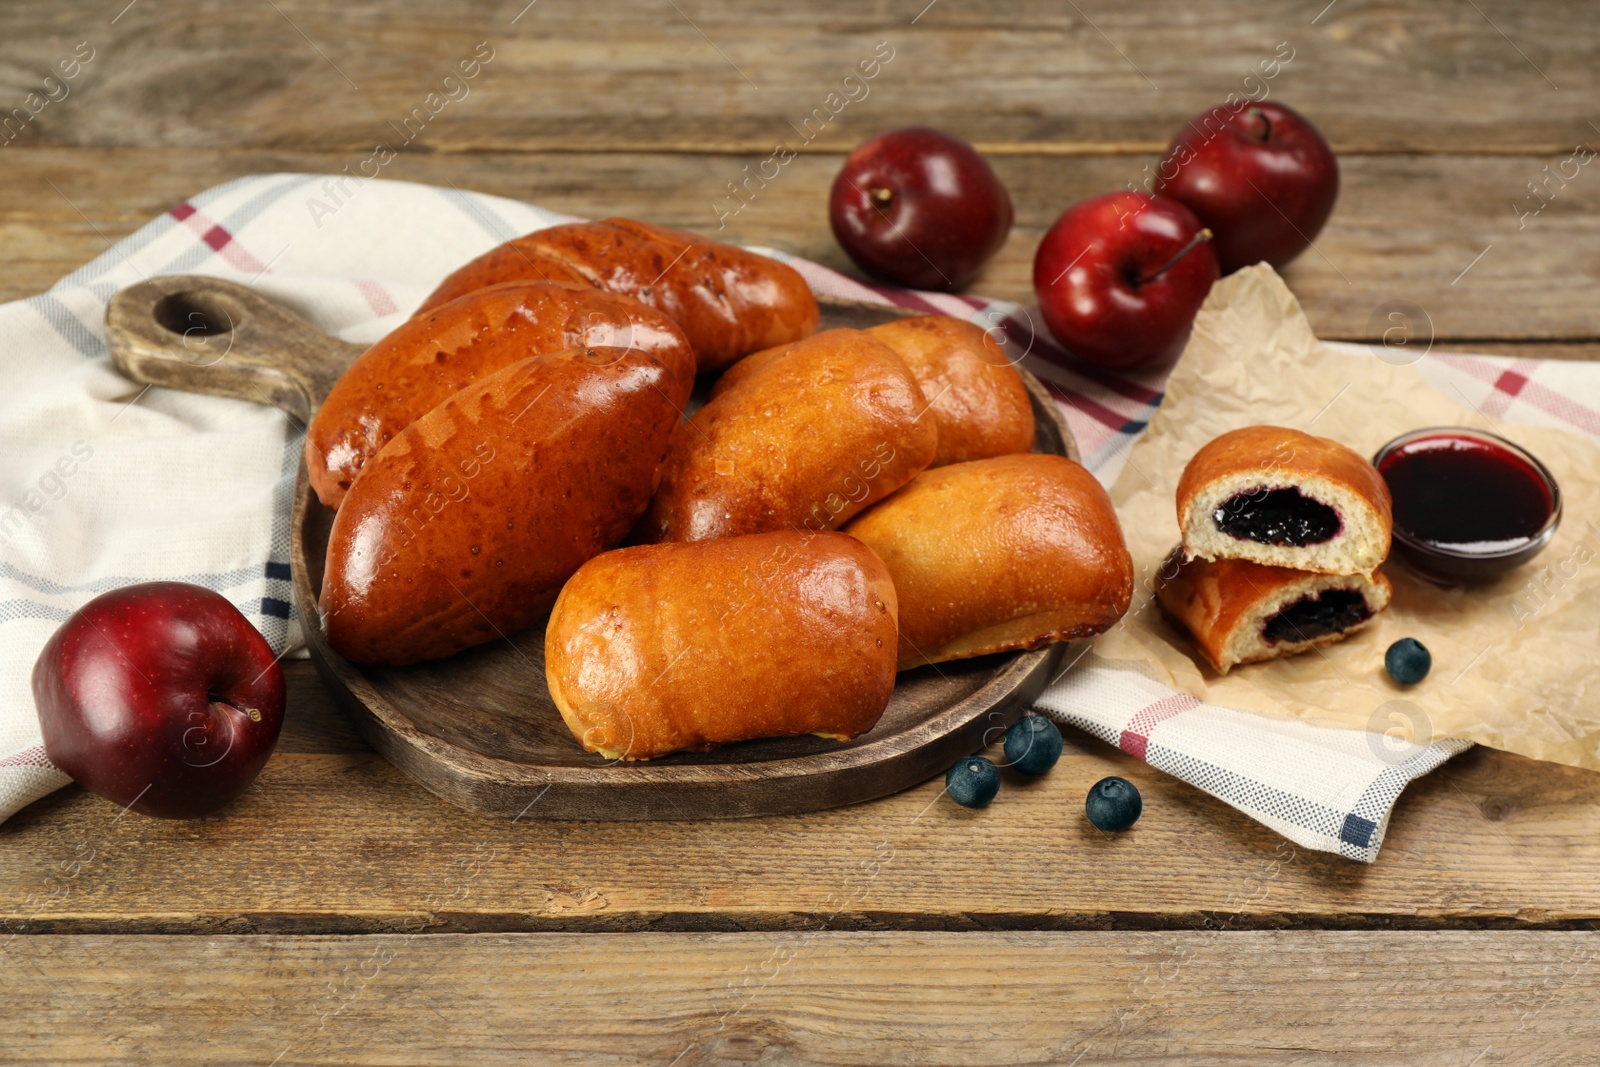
(1004, 716, 1064, 776)
(1085, 776, 1142, 832)
(945, 756, 1000, 808)
(1385, 638, 1432, 686)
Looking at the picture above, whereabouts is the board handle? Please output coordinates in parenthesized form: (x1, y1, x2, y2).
(104, 275, 367, 425)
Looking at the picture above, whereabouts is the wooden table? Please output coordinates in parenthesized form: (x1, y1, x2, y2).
(5, 1, 1600, 1062)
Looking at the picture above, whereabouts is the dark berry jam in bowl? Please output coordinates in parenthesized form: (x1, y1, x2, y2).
(1374, 428, 1561, 584)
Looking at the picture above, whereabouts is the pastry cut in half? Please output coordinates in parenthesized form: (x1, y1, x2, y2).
(1176, 425, 1392, 576)
(1156, 549, 1392, 674)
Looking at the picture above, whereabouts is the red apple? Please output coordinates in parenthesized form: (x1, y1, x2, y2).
(1032, 191, 1220, 370)
(32, 582, 285, 818)
(829, 126, 1013, 290)
(1154, 101, 1339, 273)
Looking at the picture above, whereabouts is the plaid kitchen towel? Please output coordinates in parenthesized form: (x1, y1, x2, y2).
(1035, 654, 1473, 862)
(0, 175, 1588, 861)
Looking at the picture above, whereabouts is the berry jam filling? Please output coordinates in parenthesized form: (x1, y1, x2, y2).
(1213, 487, 1341, 547)
(1377, 436, 1553, 553)
(1261, 589, 1371, 645)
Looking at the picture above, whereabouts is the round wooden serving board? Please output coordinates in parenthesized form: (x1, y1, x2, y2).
(104, 274, 1081, 819)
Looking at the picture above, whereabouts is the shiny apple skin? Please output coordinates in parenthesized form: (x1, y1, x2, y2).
(31, 582, 286, 819)
(829, 126, 1014, 291)
(1032, 192, 1220, 370)
(1154, 100, 1339, 273)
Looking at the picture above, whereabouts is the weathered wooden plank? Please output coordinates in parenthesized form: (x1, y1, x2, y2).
(2, 930, 1596, 1064)
(4, 659, 1600, 934)
(277, 656, 366, 754)
(0, 0, 1596, 154)
(3, 147, 1597, 342)
(1452, 342, 1600, 363)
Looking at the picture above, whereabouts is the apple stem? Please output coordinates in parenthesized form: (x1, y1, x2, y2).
(1249, 107, 1272, 142)
(209, 694, 260, 722)
(1136, 228, 1213, 286)
(870, 187, 894, 208)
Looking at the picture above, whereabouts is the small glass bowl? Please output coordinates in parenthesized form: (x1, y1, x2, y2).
(1373, 427, 1562, 584)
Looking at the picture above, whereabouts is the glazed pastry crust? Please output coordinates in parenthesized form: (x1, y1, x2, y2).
(1155, 549, 1393, 674)
(414, 247, 591, 298)
(714, 314, 1035, 469)
(319, 347, 680, 666)
(419, 218, 820, 372)
(865, 316, 1034, 466)
(843, 453, 1133, 669)
(1176, 424, 1393, 575)
(545, 531, 899, 761)
(306, 280, 695, 511)
(640, 328, 939, 543)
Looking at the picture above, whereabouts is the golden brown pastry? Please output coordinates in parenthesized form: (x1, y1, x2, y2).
(639, 328, 939, 543)
(319, 347, 680, 666)
(843, 453, 1133, 669)
(1177, 425, 1393, 576)
(866, 316, 1035, 466)
(545, 531, 898, 761)
(1156, 549, 1393, 673)
(714, 314, 1035, 469)
(306, 280, 695, 511)
(421, 248, 592, 291)
(418, 218, 820, 373)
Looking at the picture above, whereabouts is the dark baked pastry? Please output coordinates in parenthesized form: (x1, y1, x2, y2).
(306, 280, 695, 510)
(1156, 548, 1392, 673)
(640, 328, 938, 543)
(715, 315, 1035, 469)
(418, 218, 820, 372)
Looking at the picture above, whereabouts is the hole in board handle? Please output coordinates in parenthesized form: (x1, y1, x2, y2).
(153, 292, 235, 338)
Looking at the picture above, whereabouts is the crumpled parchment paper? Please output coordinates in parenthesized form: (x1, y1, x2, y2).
(1093, 265, 1600, 769)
